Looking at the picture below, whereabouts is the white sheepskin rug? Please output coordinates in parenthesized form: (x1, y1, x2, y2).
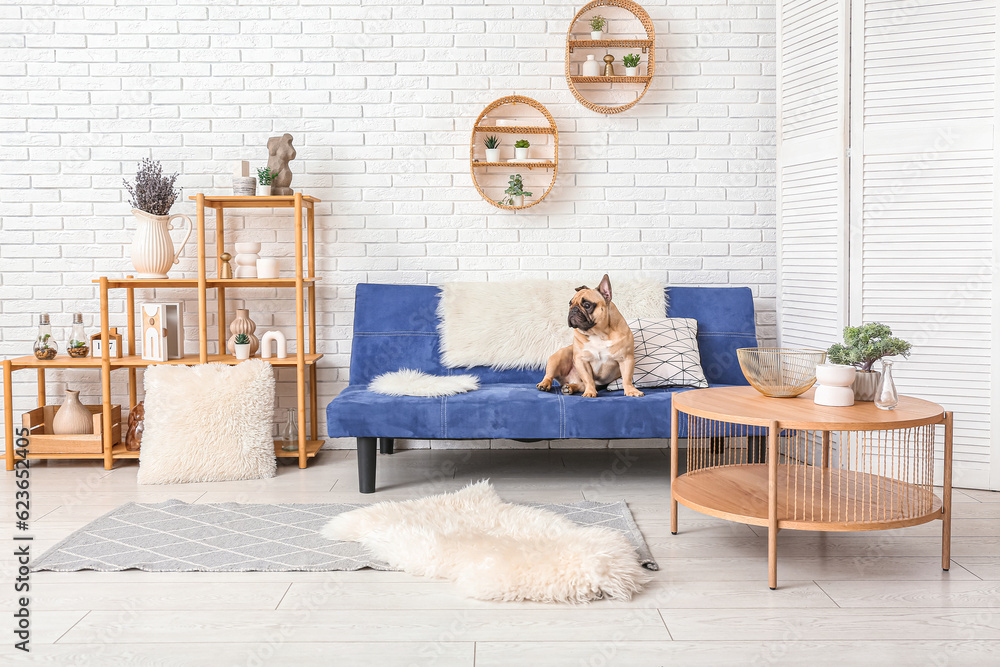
(437, 278, 666, 369)
(137, 359, 276, 485)
(322, 481, 651, 603)
(369, 369, 480, 397)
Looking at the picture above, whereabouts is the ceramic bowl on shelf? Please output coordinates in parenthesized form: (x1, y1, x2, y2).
(737, 347, 827, 398)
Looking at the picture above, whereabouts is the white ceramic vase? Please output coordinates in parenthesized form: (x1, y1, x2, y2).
(52, 389, 94, 435)
(510, 195, 524, 207)
(515, 147, 529, 160)
(258, 185, 271, 196)
(814, 364, 857, 407)
(485, 148, 500, 162)
(130, 209, 193, 279)
(256, 257, 279, 280)
(591, 31, 603, 40)
(581, 55, 602, 77)
(233, 242, 261, 279)
(625, 66, 638, 76)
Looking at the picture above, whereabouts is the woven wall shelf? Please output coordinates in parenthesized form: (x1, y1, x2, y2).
(470, 95, 559, 211)
(565, 0, 656, 114)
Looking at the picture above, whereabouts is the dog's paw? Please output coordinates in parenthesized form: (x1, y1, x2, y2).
(561, 383, 579, 395)
(625, 387, 645, 397)
(582, 389, 598, 398)
(536, 379, 552, 392)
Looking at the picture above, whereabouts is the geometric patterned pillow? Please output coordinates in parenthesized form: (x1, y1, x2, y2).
(607, 318, 709, 391)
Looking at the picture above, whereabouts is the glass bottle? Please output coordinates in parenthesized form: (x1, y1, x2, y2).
(280, 408, 299, 451)
(875, 359, 899, 410)
(66, 313, 89, 358)
(33, 313, 58, 360)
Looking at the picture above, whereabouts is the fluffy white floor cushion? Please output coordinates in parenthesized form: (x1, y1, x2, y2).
(137, 360, 276, 485)
(323, 481, 650, 603)
(369, 369, 479, 397)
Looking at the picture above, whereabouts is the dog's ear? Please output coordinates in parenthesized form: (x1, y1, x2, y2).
(597, 274, 612, 304)
(575, 285, 588, 292)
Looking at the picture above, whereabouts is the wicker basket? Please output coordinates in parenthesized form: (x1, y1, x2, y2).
(737, 348, 827, 398)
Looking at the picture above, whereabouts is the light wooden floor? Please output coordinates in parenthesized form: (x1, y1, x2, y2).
(3, 448, 999, 666)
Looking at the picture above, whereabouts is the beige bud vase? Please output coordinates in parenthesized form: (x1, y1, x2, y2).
(227, 309, 259, 355)
(52, 390, 94, 435)
(130, 209, 193, 279)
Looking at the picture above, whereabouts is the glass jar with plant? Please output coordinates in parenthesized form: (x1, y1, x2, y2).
(257, 167, 274, 196)
(66, 313, 89, 358)
(589, 15, 607, 39)
(33, 313, 58, 360)
(484, 135, 502, 163)
(502, 174, 533, 208)
(623, 53, 641, 76)
(827, 322, 912, 401)
(514, 139, 530, 161)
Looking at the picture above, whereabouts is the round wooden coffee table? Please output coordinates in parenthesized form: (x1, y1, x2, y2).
(669, 386, 953, 589)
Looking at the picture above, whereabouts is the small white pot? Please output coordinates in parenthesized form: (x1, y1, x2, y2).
(485, 148, 500, 162)
(515, 147, 528, 160)
(256, 257, 280, 280)
(510, 195, 524, 207)
(234, 343, 251, 360)
(591, 31, 603, 40)
(814, 364, 857, 407)
(625, 67, 638, 77)
(258, 185, 271, 196)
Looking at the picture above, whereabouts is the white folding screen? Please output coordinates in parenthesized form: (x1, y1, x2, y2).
(776, 0, 851, 347)
(777, 0, 1000, 489)
(850, 0, 999, 490)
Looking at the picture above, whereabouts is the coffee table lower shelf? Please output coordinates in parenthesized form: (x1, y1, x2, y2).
(673, 465, 944, 532)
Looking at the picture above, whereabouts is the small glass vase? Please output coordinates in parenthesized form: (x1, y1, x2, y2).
(280, 408, 299, 451)
(33, 313, 58, 360)
(874, 359, 899, 410)
(66, 312, 89, 358)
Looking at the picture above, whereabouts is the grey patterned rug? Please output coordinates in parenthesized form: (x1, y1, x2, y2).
(32, 498, 657, 572)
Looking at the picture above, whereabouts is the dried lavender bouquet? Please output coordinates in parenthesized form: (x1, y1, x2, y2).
(124, 158, 179, 216)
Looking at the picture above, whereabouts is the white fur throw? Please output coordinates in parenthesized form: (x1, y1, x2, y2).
(437, 278, 666, 369)
(137, 360, 276, 485)
(323, 481, 650, 603)
(369, 369, 480, 397)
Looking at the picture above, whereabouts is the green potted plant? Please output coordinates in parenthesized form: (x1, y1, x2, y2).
(590, 15, 607, 39)
(257, 167, 274, 196)
(827, 322, 912, 401)
(502, 174, 533, 208)
(234, 332, 252, 360)
(484, 135, 502, 162)
(514, 139, 530, 161)
(623, 53, 641, 76)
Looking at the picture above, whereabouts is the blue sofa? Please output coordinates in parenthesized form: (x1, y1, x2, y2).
(327, 283, 758, 492)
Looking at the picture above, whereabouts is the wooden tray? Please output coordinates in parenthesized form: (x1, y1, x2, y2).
(21, 405, 121, 454)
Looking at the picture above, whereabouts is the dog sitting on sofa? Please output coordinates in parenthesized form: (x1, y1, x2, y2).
(536, 274, 644, 398)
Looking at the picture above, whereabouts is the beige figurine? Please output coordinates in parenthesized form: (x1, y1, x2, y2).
(219, 252, 233, 279)
(267, 133, 296, 196)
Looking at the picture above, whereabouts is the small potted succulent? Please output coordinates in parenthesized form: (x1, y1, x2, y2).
(826, 322, 912, 401)
(514, 139, 530, 161)
(502, 174, 532, 208)
(67, 339, 89, 359)
(234, 332, 252, 360)
(257, 167, 274, 196)
(484, 135, 502, 162)
(623, 53, 641, 76)
(33, 333, 57, 361)
(590, 15, 607, 39)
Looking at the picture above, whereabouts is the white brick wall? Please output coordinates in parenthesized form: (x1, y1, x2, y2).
(0, 0, 775, 450)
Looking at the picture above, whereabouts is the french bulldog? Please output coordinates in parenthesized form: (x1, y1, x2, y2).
(536, 274, 644, 398)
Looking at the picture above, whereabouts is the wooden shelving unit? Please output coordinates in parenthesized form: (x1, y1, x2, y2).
(470, 96, 559, 211)
(565, 0, 656, 114)
(3, 193, 325, 471)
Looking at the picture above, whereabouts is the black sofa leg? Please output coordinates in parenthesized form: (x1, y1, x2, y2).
(379, 437, 394, 455)
(358, 437, 377, 493)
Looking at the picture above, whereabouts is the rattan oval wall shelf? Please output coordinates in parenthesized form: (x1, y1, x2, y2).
(565, 0, 655, 114)
(470, 95, 558, 211)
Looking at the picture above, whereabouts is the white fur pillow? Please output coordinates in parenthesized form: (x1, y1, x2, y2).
(137, 360, 276, 484)
(369, 369, 479, 397)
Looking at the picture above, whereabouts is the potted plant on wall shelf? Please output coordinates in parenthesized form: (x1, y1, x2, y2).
(484, 135, 501, 162)
(257, 167, 274, 196)
(514, 139, 530, 160)
(502, 174, 532, 208)
(234, 332, 252, 360)
(590, 15, 607, 40)
(826, 322, 912, 401)
(623, 53, 641, 76)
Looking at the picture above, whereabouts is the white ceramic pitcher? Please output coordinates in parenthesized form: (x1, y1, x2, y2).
(130, 209, 193, 278)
